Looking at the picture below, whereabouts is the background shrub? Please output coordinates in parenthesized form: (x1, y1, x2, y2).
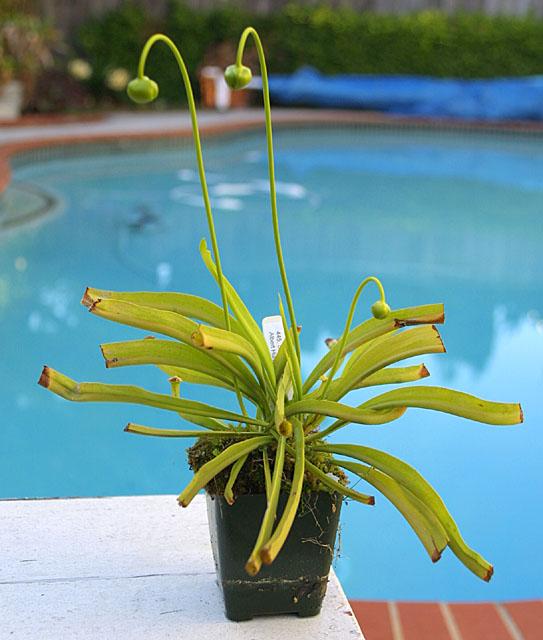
(77, 1, 543, 106)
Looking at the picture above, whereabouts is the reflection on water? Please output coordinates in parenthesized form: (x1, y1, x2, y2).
(0, 127, 541, 601)
(334, 309, 542, 602)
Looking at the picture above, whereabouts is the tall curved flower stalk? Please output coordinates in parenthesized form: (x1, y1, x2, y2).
(39, 29, 523, 581)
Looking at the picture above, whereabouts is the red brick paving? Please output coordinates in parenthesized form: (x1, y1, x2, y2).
(397, 602, 451, 640)
(350, 601, 394, 640)
(351, 600, 543, 640)
(504, 601, 543, 640)
(449, 603, 512, 640)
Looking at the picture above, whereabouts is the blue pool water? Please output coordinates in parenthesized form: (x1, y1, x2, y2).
(1, 126, 542, 602)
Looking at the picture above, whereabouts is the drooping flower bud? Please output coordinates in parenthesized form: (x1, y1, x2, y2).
(371, 300, 391, 320)
(224, 64, 252, 90)
(127, 76, 159, 104)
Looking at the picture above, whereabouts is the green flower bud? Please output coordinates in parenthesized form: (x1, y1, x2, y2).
(371, 300, 391, 320)
(224, 64, 252, 90)
(127, 76, 159, 104)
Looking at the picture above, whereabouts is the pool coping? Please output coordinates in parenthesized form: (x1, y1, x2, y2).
(1, 494, 364, 639)
(4, 107, 543, 196)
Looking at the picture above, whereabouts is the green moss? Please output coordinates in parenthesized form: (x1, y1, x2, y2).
(187, 437, 348, 499)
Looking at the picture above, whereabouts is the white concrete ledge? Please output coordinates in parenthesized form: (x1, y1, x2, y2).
(1, 494, 364, 639)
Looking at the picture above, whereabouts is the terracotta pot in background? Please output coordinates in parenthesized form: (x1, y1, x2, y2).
(199, 66, 250, 110)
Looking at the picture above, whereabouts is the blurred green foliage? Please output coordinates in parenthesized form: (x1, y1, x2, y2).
(78, 1, 543, 105)
(0, 4, 58, 100)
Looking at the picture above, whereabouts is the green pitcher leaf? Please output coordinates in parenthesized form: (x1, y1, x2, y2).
(84, 296, 197, 344)
(167, 372, 234, 430)
(125, 423, 250, 438)
(224, 454, 249, 505)
(84, 287, 241, 331)
(304, 303, 444, 392)
(38, 366, 267, 427)
(192, 324, 268, 391)
(360, 386, 523, 426)
(336, 459, 448, 561)
(273, 325, 300, 380)
(245, 435, 286, 576)
(356, 364, 430, 388)
(200, 239, 276, 385)
(303, 457, 374, 505)
(158, 364, 230, 389)
(102, 338, 236, 382)
(102, 338, 263, 405)
(178, 435, 271, 507)
(316, 443, 494, 581)
(261, 421, 305, 565)
(157, 365, 264, 412)
(286, 398, 406, 425)
(274, 363, 292, 430)
(321, 325, 443, 400)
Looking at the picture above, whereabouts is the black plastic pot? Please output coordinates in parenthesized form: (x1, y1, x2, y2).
(206, 491, 342, 621)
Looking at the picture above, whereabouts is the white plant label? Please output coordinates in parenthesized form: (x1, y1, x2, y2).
(261, 315, 285, 360)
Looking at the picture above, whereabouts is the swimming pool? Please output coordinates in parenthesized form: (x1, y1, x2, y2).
(1, 126, 541, 602)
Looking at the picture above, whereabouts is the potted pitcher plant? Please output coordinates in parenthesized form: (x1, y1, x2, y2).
(39, 27, 523, 621)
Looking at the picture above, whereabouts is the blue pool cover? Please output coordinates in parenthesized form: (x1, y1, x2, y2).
(269, 67, 543, 120)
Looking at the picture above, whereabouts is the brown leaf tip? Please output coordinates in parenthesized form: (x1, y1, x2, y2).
(368, 496, 376, 506)
(518, 404, 524, 424)
(38, 366, 51, 388)
(484, 565, 494, 582)
(82, 293, 102, 313)
(395, 310, 446, 328)
(88, 298, 102, 313)
(431, 549, 442, 563)
(245, 560, 259, 576)
(420, 364, 430, 378)
(81, 287, 94, 308)
(433, 325, 447, 353)
(260, 548, 273, 565)
(99, 344, 115, 368)
(434, 311, 445, 325)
